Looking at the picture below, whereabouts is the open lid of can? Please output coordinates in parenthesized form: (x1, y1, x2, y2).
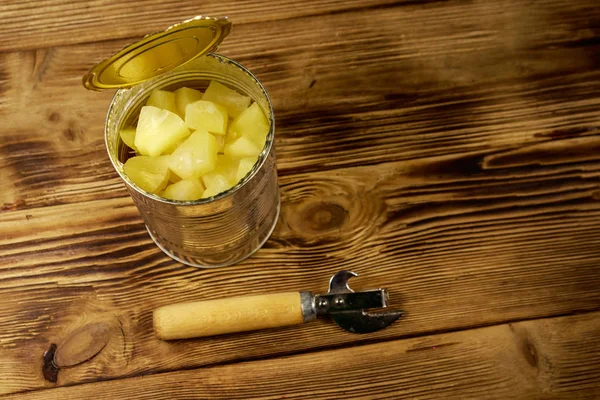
(83, 16, 232, 91)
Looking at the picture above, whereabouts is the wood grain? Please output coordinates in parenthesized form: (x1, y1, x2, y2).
(0, 0, 401, 52)
(1, 0, 599, 397)
(5, 312, 600, 399)
(1, 0, 600, 211)
(53, 323, 110, 367)
(1, 153, 599, 394)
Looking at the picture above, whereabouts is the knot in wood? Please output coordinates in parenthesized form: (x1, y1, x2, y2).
(299, 202, 347, 234)
(54, 322, 110, 368)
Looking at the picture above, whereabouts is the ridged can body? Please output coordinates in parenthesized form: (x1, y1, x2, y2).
(105, 54, 280, 267)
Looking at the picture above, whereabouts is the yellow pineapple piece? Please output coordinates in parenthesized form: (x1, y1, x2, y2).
(214, 134, 226, 154)
(185, 100, 228, 134)
(202, 155, 237, 188)
(168, 130, 218, 179)
(174, 87, 203, 119)
(236, 156, 258, 182)
(202, 173, 233, 198)
(135, 106, 190, 157)
(119, 128, 138, 152)
(169, 173, 182, 184)
(224, 135, 262, 159)
(216, 155, 238, 182)
(225, 122, 241, 143)
(146, 89, 178, 114)
(163, 138, 185, 155)
(123, 155, 170, 194)
(202, 81, 251, 118)
(228, 102, 269, 147)
(162, 179, 205, 201)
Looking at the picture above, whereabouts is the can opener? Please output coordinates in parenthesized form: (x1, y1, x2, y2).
(154, 270, 403, 340)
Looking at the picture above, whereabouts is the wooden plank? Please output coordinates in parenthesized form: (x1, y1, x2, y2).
(1, 153, 599, 395)
(4, 312, 600, 399)
(0, 0, 400, 52)
(1, 0, 599, 211)
(1, 0, 599, 396)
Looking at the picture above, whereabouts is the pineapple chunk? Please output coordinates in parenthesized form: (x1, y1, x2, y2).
(127, 86, 270, 201)
(135, 106, 190, 157)
(247, 130, 268, 151)
(174, 87, 203, 119)
(216, 155, 238, 182)
(202, 173, 233, 198)
(163, 179, 205, 201)
(202, 155, 237, 188)
(119, 128, 138, 152)
(146, 89, 178, 114)
(202, 173, 233, 194)
(228, 102, 270, 147)
(169, 172, 182, 184)
(215, 134, 226, 154)
(185, 100, 228, 134)
(222, 128, 239, 154)
(123, 155, 170, 194)
(163, 138, 185, 155)
(168, 130, 218, 179)
(202, 81, 251, 118)
(224, 135, 262, 159)
(236, 156, 258, 182)
(225, 123, 241, 143)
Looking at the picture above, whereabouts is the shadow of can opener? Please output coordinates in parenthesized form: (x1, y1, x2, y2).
(153, 270, 403, 340)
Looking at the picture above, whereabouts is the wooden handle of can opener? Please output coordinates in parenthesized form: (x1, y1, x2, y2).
(154, 292, 312, 340)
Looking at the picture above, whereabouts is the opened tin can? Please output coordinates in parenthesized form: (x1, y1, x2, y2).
(84, 17, 279, 267)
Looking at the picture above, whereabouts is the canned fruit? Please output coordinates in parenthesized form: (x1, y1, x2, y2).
(123, 155, 170, 194)
(224, 135, 262, 159)
(168, 130, 219, 179)
(214, 134, 226, 153)
(146, 89, 178, 115)
(174, 87, 203, 119)
(162, 179, 205, 201)
(163, 138, 186, 155)
(203, 155, 238, 186)
(119, 128, 138, 152)
(121, 81, 269, 200)
(202, 173, 233, 198)
(135, 106, 191, 157)
(228, 103, 269, 145)
(235, 156, 258, 182)
(202, 81, 251, 118)
(185, 100, 228, 134)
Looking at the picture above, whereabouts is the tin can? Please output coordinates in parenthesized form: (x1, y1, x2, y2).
(85, 18, 279, 267)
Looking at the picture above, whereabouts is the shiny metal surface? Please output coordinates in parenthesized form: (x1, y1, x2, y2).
(84, 16, 232, 90)
(314, 290, 387, 315)
(328, 270, 358, 293)
(299, 291, 316, 323)
(331, 310, 403, 334)
(325, 270, 403, 334)
(105, 54, 279, 267)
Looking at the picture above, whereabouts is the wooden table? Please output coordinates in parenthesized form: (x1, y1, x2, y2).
(1, 0, 600, 398)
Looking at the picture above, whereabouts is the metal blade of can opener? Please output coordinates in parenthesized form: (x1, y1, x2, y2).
(301, 270, 404, 333)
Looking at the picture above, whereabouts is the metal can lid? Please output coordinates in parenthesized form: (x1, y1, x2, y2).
(83, 16, 232, 91)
